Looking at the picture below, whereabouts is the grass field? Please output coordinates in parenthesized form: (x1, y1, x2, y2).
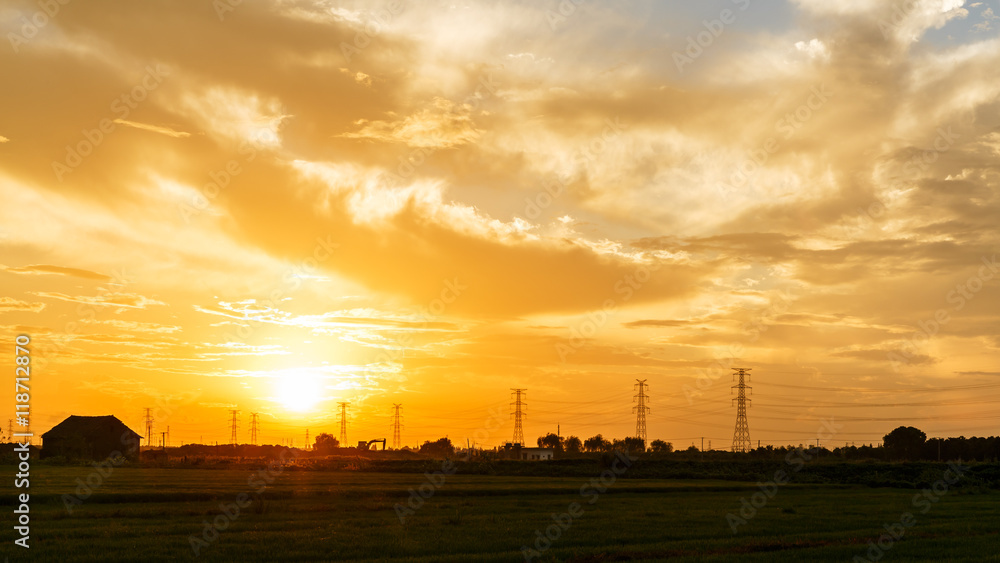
(2, 464, 999, 562)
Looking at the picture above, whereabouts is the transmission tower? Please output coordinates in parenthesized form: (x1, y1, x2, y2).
(305, 429, 310, 450)
(229, 409, 240, 446)
(633, 379, 649, 446)
(731, 368, 752, 453)
(338, 402, 350, 445)
(250, 413, 259, 446)
(391, 404, 403, 449)
(511, 388, 527, 445)
(143, 407, 153, 446)
(8, 419, 13, 443)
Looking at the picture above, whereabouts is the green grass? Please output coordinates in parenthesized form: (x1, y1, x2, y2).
(2, 465, 998, 562)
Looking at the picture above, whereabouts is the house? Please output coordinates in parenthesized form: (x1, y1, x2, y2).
(41, 415, 142, 461)
(517, 447, 554, 461)
(499, 443, 554, 461)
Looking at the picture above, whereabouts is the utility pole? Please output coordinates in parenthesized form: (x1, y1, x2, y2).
(143, 407, 153, 446)
(338, 402, 350, 445)
(633, 379, 649, 446)
(510, 389, 526, 445)
(731, 368, 752, 453)
(229, 410, 240, 446)
(7, 419, 13, 444)
(391, 404, 403, 449)
(249, 413, 259, 446)
(166, 426, 170, 448)
(161, 431, 166, 450)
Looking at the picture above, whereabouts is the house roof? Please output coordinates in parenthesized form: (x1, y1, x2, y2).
(42, 415, 142, 440)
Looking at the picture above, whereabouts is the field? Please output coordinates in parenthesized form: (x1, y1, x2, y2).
(2, 463, 999, 562)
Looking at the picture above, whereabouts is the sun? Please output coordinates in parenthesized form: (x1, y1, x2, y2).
(274, 369, 324, 412)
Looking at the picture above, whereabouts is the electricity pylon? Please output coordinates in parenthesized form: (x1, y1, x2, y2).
(338, 402, 350, 445)
(143, 407, 153, 446)
(250, 413, 259, 446)
(391, 404, 403, 449)
(305, 429, 310, 450)
(511, 388, 526, 445)
(633, 379, 649, 446)
(229, 409, 240, 446)
(731, 368, 752, 453)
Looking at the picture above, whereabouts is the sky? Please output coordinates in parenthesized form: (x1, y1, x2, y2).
(1, 0, 999, 450)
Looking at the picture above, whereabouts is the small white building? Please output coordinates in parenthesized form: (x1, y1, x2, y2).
(518, 447, 553, 461)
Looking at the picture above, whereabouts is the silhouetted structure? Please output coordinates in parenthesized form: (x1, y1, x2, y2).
(338, 402, 350, 445)
(731, 368, 752, 452)
(41, 415, 142, 461)
(511, 388, 526, 445)
(229, 409, 240, 446)
(392, 403, 403, 449)
(634, 379, 649, 445)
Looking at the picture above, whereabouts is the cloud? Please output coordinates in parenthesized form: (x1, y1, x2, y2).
(31, 292, 166, 309)
(112, 119, 191, 138)
(0, 297, 45, 313)
(2, 264, 111, 281)
(338, 97, 480, 148)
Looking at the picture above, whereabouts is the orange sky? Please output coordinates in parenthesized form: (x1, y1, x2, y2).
(2, 0, 1000, 450)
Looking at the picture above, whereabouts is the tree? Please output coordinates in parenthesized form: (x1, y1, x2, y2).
(884, 426, 926, 460)
(564, 436, 582, 453)
(419, 437, 455, 458)
(685, 444, 699, 453)
(622, 437, 645, 452)
(649, 439, 673, 453)
(313, 433, 339, 453)
(584, 434, 611, 452)
(537, 433, 564, 451)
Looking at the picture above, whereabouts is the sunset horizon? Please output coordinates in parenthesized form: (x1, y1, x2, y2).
(2, 2, 1000, 559)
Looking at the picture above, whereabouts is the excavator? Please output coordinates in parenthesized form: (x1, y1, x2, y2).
(357, 439, 386, 450)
